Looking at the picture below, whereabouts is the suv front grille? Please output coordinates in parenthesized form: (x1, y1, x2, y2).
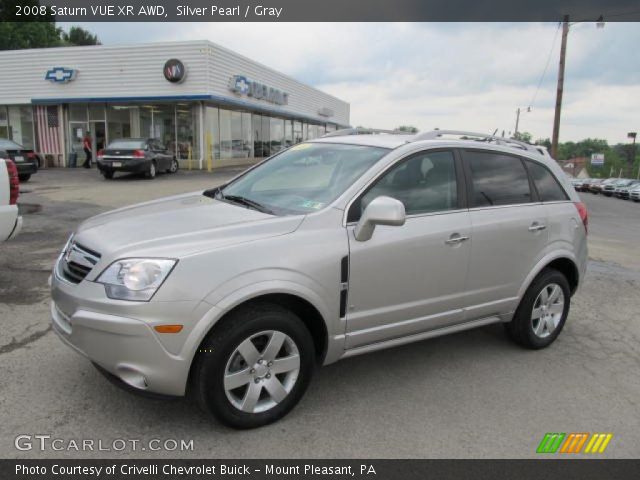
(60, 242, 101, 284)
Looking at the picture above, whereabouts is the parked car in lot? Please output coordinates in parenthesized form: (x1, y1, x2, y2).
(571, 178, 586, 191)
(0, 158, 22, 241)
(630, 184, 640, 202)
(0, 138, 39, 182)
(602, 178, 631, 196)
(96, 138, 178, 180)
(51, 130, 588, 428)
(614, 180, 640, 199)
(590, 177, 615, 194)
(582, 178, 604, 193)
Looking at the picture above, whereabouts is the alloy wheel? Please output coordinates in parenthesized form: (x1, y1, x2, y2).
(531, 283, 565, 338)
(224, 330, 300, 414)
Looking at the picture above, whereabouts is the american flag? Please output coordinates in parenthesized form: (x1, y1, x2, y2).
(35, 105, 62, 154)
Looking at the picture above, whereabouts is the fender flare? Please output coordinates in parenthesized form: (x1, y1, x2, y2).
(179, 279, 333, 374)
(517, 250, 579, 302)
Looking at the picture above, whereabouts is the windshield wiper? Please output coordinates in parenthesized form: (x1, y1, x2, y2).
(222, 195, 274, 215)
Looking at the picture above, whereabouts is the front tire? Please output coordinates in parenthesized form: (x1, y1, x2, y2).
(167, 158, 179, 174)
(18, 174, 31, 182)
(505, 268, 570, 349)
(193, 303, 315, 429)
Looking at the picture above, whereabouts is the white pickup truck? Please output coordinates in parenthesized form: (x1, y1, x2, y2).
(0, 158, 22, 242)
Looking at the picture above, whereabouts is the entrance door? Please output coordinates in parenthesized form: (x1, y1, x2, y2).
(69, 122, 88, 166)
(90, 121, 107, 159)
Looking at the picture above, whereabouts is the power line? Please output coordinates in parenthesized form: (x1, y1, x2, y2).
(528, 23, 561, 109)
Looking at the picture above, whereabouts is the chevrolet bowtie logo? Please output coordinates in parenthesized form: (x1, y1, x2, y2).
(232, 75, 250, 94)
(45, 67, 77, 83)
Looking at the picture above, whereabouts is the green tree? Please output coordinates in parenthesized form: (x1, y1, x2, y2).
(512, 131, 532, 143)
(396, 125, 419, 133)
(0, 1, 99, 50)
(62, 26, 100, 46)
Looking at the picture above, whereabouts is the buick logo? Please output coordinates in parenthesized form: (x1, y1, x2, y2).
(163, 59, 186, 83)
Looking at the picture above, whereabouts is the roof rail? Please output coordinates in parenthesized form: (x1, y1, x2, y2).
(322, 127, 413, 138)
(412, 130, 543, 155)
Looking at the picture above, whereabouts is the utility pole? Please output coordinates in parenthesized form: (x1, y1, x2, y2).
(551, 15, 570, 159)
(628, 132, 638, 178)
(514, 108, 520, 135)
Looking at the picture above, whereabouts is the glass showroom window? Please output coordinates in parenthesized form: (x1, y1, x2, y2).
(231, 110, 248, 158)
(107, 105, 133, 141)
(251, 114, 263, 158)
(152, 104, 175, 150)
(270, 117, 284, 154)
(9, 105, 36, 148)
(307, 124, 319, 140)
(261, 116, 270, 157)
(139, 106, 153, 138)
(205, 106, 219, 161)
(6, 106, 36, 149)
(219, 108, 232, 159)
(176, 103, 200, 166)
(69, 103, 88, 123)
(0, 106, 8, 138)
(241, 112, 253, 158)
(284, 120, 293, 149)
(293, 121, 303, 144)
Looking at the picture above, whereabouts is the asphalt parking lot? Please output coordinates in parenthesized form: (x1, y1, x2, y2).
(1, 168, 639, 459)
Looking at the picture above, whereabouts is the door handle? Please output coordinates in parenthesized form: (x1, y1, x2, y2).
(528, 223, 547, 232)
(445, 234, 469, 245)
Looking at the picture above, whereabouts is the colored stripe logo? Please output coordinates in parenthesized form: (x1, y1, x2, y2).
(537, 433, 613, 454)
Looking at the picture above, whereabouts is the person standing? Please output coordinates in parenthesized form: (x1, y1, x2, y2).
(82, 131, 92, 168)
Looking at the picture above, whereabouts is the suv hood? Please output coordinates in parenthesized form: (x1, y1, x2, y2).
(74, 191, 304, 259)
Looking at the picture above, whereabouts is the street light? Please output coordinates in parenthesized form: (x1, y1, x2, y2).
(514, 106, 531, 136)
(551, 15, 605, 159)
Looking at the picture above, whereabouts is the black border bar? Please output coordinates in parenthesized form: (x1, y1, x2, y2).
(4, 0, 640, 22)
(3, 459, 640, 480)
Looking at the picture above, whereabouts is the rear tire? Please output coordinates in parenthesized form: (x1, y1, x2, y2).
(18, 174, 31, 182)
(146, 161, 157, 179)
(192, 302, 315, 429)
(505, 268, 570, 349)
(102, 170, 114, 179)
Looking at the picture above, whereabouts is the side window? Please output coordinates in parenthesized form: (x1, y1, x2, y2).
(466, 151, 531, 207)
(525, 160, 569, 202)
(355, 150, 458, 219)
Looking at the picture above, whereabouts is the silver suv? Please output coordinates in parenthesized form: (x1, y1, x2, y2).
(51, 130, 588, 429)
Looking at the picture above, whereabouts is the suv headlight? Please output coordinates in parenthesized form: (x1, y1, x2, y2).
(96, 258, 177, 301)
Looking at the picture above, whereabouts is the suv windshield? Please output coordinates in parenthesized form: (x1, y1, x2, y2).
(216, 142, 389, 215)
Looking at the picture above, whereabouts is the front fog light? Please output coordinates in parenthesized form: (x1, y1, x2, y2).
(97, 258, 177, 301)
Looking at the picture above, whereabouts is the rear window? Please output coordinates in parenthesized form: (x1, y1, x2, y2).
(107, 139, 146, 149)
(0, 139, 24, 150)
(525, 160, 569, 202)
(465, 151, 531, 207)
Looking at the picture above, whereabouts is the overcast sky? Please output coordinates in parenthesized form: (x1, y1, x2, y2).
(60, 22, 640, 144)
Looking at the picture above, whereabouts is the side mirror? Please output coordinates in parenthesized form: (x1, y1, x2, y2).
(354, 196, 406, 242)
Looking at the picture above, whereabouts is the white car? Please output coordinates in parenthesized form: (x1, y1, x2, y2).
(0, 158, 22, 241)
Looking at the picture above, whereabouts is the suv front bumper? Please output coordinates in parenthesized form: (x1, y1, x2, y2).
(50, 261, 209, 396)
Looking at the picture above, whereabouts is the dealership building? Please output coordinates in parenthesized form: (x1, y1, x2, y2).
(0, 40, 350, 169)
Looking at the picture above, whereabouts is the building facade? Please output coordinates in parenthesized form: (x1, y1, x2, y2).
(0, 40, 350, 169)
